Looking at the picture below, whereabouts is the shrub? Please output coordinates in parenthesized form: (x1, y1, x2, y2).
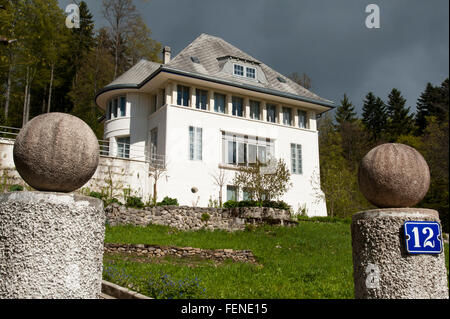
(126, 196, 145, 209)
(157, 196, 179, 206)
(8, 184, 23, 192)
(201, 212, 211, 222)
(89, 191, 105, 200)
(223, 200, 239, 208)
(223, 199, 291, 210)
(261, 200, 291, 210)
(145, 273, 206, 299)
(103, 264, 206, 299)
(237, 200, 261, 208)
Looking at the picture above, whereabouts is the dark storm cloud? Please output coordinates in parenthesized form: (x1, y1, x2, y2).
(59, 0, 449, 115)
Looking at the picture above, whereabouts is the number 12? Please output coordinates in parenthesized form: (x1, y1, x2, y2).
(411, 227, 435, 248)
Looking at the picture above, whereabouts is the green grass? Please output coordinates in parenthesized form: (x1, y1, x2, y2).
(104, 222, 449, 299)
(104, 222, 354, 298)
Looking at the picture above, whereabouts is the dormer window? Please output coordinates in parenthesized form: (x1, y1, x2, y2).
(233, 63, 256, 80)
(246, 67, 256, 79)
(233, 64, 244, 76)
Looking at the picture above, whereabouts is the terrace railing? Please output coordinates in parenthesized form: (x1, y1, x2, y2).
(0, 125, 165, 166)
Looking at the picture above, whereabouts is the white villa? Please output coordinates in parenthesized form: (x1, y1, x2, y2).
(95, 33, 334, 216)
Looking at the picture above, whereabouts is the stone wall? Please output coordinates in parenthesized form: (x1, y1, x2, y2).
(104, 243, 257, 264)
(105, 204, 297, 231)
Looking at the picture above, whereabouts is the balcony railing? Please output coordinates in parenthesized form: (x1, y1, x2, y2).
(0, 125, 20, 142)
(0, 125, 165, 166)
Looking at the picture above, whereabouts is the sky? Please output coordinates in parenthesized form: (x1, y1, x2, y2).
(58, 0, 449, 117)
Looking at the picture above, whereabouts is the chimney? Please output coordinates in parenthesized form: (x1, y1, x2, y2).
(162, 46, 171, 64)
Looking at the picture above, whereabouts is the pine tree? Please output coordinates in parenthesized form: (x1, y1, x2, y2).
(385, 88, 414, 141)
(415, 82, 444, 134)
(335, 93, 357, 128)
(362, 92, 387, 141)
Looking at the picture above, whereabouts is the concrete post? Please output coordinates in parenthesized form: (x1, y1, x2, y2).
(352, 143, 449, 299)
(351, 208, 448, 299)
(0, 192, 105, 299)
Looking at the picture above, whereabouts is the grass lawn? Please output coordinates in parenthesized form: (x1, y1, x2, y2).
(103, 222, 449, 299)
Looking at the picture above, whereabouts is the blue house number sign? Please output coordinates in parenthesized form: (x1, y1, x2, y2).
(404, 221, 443, 254)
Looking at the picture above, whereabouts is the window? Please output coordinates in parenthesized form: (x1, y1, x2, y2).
(232, 96, 243, 117)
(195, 89, 208, 110)
(150, 128, 157, 160)
(266, 104, 277, 123)
(117, 136, 130, 159)
(223, 132, 273, 166)
(107, 101, 112, 120)
(227, 185, 238, 201)
(113, 98, 118, 118)
(233, 64, 244, 76)
(152, 95, 157, 113)
(177, 85, 190, 106)
(119, 96, 126, 116)
(298, 110, 307, 129)
(227, 140, 236, 164)
(243, 188, 253, 201)
(291, 143, 302, 174)
(107, 96, 126, 119)
(161, 89, 166, 107)
(246, 67, 256, 79)
(233, 63, 256, 79)
(214, 93, 226, 113)
(282, 107, 292, 126)
(238, 141, 247, 164)
(249, 100, 260, 120)
(189, 126, 202, 160)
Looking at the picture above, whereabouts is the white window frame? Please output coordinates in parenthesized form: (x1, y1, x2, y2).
(233, 63, 257, 80)
(298, 110, 308, 129)
(291, 143, 302, 175)
(233, 64, 244, 77)
(117, 136, 130, 159)
(189, 126, 202, 161)
(246, 66, 256, 79)
(222, 132, 273, 167)
(107, 95, 126, 120)
(150, 128, 158, 160)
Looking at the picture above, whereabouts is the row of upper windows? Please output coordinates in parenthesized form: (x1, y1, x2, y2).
(175, 85, 309, 129)
(149, 125, 302, 175)
(189, 128, 303, 175)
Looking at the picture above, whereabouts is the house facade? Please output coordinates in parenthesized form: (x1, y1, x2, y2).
(95, 34, 334, 216)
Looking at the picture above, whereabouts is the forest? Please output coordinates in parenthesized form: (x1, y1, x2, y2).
(1, 1, 448, 228)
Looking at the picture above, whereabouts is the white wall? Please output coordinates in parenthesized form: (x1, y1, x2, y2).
(152, 104, 327, 216)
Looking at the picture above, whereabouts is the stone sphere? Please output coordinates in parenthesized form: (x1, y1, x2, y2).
(13, 112, 99, 192)
(358, 143, 430, 208)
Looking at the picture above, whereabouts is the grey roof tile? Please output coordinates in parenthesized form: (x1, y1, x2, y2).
(106, 59, 161, 87)
(103, 33, 333, 106)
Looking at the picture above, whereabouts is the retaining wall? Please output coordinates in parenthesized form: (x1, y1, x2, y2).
(105, 204, 297, 231)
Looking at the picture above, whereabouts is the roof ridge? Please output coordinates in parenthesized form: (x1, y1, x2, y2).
(168, 33, 209, 64)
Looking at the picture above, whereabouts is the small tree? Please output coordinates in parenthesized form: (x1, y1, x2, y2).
(210, 168, 227, 207)
(233, 158, 292, 202)
(148, 157, 167, 206)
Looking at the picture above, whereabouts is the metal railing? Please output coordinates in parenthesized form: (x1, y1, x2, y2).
(0, 125, 166, 166)
(0, 125, 20, 142)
